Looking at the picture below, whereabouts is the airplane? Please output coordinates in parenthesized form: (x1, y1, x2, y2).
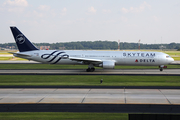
(9, 26, 174, 72)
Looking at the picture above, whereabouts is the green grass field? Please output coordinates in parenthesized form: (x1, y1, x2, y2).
(0, 57, 12, 60)
(0, 57, 27, 61)
(0, 75, 179, 86)
(0, 53, 11, 54)
(0, 57, 26, 60)
(0, 112, 128, 120)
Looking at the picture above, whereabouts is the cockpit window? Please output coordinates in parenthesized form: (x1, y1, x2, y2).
(166, 56, 172, 58)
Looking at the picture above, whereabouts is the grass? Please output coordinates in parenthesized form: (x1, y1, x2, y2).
(0, 53, 11, 54)
(0, 75, 180, 86)
(0, 57, 12, 60)
(164, 51, 180, 55)
(0, 57, 27, 61)
(0, 112, 128, 120)
(0, 51, 16, 54)
(174, 58, 180, 60)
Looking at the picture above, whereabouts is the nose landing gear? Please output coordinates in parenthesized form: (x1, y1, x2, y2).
(159, 65, 165, 71)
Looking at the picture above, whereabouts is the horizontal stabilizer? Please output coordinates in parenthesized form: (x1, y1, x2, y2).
(8, 52, 31, 57)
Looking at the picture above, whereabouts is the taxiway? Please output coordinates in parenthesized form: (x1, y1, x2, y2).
(0, 88, 179, 104)
(0, 69, 179, 75)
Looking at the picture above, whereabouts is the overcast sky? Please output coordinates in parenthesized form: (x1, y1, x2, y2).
(1, 0, 180, 44)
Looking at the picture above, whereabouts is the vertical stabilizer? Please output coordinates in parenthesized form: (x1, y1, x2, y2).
(10, 27, 39, 52)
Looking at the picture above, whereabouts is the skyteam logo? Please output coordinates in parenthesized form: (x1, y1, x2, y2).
(41, 51, 69, 64)
(16, 34, 25, 44)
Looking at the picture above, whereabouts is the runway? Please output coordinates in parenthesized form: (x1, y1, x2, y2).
(1, 88, 180, 113)
(0, 88, 179, 104)
(0, 69, 180, 75)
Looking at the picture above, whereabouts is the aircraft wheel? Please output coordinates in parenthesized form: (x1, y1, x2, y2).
(86, 68, 95, 72)
(91, 68, 95, 72)
(160, 68, 163, 71)
(86, 68, 90, 72)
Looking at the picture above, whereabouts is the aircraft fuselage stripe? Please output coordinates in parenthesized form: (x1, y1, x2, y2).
(41, 51, 58, 59)
(48, 52, 65, 62)
(41, 51, 69, 64)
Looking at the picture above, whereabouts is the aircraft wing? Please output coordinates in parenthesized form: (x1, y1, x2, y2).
(69, 57, 102, 64)
(8, 52, 31, 57)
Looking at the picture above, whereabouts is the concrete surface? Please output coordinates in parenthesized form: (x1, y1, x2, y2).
(0, 88, 180, 104)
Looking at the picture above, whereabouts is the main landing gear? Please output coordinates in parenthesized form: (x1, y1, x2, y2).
(86, 67, 95, 72)
(86, 64, 95, 72)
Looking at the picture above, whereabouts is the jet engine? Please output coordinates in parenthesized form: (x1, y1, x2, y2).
(100, 61, 115, 69)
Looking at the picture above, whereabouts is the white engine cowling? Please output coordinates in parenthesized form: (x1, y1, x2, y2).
(102, 61, 115, 69)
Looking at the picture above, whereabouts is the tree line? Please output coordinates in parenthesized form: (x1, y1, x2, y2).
(1, 41, 180, 50)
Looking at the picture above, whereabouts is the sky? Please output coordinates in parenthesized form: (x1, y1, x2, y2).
(0, 0, 180, 44)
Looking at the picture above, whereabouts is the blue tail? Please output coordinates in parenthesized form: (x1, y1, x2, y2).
(10, 27, 39, 52)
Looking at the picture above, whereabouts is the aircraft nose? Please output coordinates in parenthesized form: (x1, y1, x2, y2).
(170, 58, 174, 63)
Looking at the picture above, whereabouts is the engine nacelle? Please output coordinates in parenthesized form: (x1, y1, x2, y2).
(101, 61, 115, 69)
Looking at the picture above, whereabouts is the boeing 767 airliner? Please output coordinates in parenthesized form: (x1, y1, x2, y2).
(9, 27, 174, 72)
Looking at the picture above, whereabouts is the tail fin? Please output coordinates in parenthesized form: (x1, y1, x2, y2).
(10, 27, 39, 52)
